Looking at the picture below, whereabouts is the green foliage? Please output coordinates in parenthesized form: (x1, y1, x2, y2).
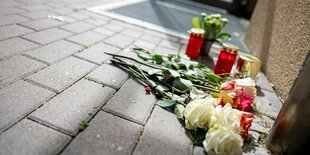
(192, 17, 201, 28)
(190, 128, 207, 144)
(192, 13, 231, 41)
(106, 47, 223, 109)
(174, 104, 185, 119)
(157, 99, 176, 107)
(79, 121, 89, 131)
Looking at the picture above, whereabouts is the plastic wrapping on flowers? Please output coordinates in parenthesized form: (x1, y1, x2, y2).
(106, 47, 256, 155)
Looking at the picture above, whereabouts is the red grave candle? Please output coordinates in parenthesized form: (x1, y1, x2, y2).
(214, 43, 239, 75)
(185, 28, 205, 59)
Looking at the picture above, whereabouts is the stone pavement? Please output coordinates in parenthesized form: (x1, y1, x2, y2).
(0, 0, 282, 154)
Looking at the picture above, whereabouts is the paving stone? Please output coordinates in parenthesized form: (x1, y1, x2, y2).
(30, 79, 115, 135)
(53, 8, 74, 15)
(133, 106, 192, 155)
(179, 44, 187, 54)
(26, 57, 96, 93)
(144, 29, 179, 42)
(61, 111, 142, 155)
(74, 42, 121, 65)
(125, 25, 145, 32)
(102, 23, 125, 32)
(18, 4, 52, 11)
(242, 144, 272, 155)
(132, 40, 157, 50)
(60, 21, 95, 33)
(0, 24, 33, 40)
(22, 28, 72, 45)
(0, 14, 29, 26)
(84, 18, 108, 26)
(104, 78, 156, 124)
(261, 90, 282, 111)
(80, 11, 111, 21)
(0, 80, 55, 132)
(20, 18, 64, 31)
(0, 37, 39, 59)
(160, 35, 180, 43)
(139, 33, 161, 45)
(86, 64, 129, 89)
(180, 38, 189, 44)
(121, 29, 143, 38)
(248, 131, 261, 146)
(17, 0, 46, 4)
(0, 119, 71, 155)
(19, 10, 57, 19)
(61, 15, 78, 23)
(0, 1, 20, 8)
(104, 33, 136, 49)
(255, 94, 280, 119)
(0, 7, 26, 16)
(256, 72, 283, 111)
(93, 27, 116, 36)
(25, 40, 83, 64)
(67, 3, 86, 9)
(250, 115, 274, 134)
(69, 12, 91, 20)
(116, 48, 141, 66)
(109, 21, 144, 32)
(0, 55, 46, 87)
(158, 39, 181, 51)
(67, 31, 106, 46)
(154, 45, 179, 55)
(193, 146, 206, 155)
(46, 2, 63, 8)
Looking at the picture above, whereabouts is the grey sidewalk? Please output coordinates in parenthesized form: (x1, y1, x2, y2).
(0, 0, 281, 155)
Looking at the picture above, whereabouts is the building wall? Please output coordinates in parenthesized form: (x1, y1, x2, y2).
(244, 0, 310, 100)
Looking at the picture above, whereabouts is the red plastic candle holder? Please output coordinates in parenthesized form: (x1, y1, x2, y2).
(214, 43, 239, 75)
(185, 28, 205, 59)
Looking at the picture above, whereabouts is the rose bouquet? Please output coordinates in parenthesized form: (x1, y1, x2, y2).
(105, 47, 256, 155)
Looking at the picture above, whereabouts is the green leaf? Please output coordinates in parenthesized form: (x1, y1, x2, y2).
(194, 68, 204, 77)
(205, 72, 222, 83)
(174, 104, 185, 119)
(153, 54, 163, 64)
(79, 121, 89, 131)
(192, 17, 201, 28)
(216, 32, 231, 40)
(190, 87, 207, 99)
(190, 128, 207, 144)
(177, 63, 187, 70)
(157, 99, 176, 108)
(162, 68, 180, 80)
(137, 53, 152, 61)
(146, 79, 157, 88)
(211, 92, 220, 98)
(173, 78, 193, 92)
(148, 69, 161, 75)
(195, 63, 206, 69)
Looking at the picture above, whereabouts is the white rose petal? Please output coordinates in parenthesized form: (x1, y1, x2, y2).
(209, 104, 242, 133)
(184, 97, 217, 130)
(203, 127, 243, 155)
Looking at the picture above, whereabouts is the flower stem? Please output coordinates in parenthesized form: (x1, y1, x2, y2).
(193, 84, 219, 93)
(105, 52, 160, 69)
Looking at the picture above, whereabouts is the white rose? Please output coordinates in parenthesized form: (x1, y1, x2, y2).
(203, 127, 243, 155)
(234, 78, 256, 97)
(184, 97, 217, 130)
(209, 104, 242, 134)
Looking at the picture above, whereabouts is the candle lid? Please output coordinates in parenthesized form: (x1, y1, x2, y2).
(222, 43, 239, 54)
(190, 28, 205, 37)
